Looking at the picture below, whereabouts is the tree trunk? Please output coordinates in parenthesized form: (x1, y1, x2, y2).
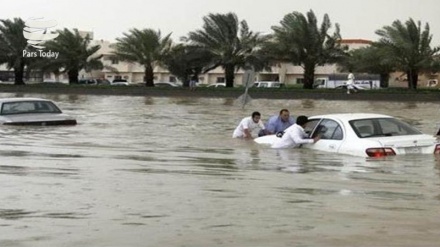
(14, 60, 25, 85)
(411, 69, 418, 90)
(144, 64, 154, 87)
(406, 69, 418, 90)
(181, 72, 190, 87)
(68, 69, 79, 84)
(225, 64, 235, 87)
(303, 64, 315, 89)
(379, 73, 390, 88)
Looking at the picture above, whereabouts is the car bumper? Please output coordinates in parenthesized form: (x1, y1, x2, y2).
(3, 119, 77, 126)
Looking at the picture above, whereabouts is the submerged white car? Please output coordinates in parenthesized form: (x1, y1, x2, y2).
(255, 113, 440, 157)
(0, 98, 77, 126)
(207, 83, 226, 88)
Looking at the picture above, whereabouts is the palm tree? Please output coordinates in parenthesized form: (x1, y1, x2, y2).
(43, 28, 103, 84)
(163, 44, 212, 87)
(270, 10, 347, 89)
(0, 18, 31, 85)
(113, 28, 172, 87)
(375, 18, 440, 89)
(186, 12, 269, 87)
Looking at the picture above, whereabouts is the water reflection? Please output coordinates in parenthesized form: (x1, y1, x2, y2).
(301, 99, 315, 109)
(0, 209, 87, 220)
(223, 98, 235, 106)
(0, 209, 35, 220)
(13, 93, 25, 98)
(403, 101, 418, 109)
(143, 97, 154, 105)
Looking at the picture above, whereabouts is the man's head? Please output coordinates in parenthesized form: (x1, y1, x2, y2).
(279, 109, 290, 122)
(296, 115, 308, 127)
(251, 111, 261, 123)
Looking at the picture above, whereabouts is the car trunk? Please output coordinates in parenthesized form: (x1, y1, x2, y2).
(374, 134, 437, 154)
(3, 113, 77, 126)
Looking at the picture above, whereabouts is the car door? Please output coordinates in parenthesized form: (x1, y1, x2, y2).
(306, 118, 344, 153)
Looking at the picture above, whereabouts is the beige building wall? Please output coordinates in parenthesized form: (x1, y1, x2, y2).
(389, 71, 440, 88)
(75, 38, 368, 86)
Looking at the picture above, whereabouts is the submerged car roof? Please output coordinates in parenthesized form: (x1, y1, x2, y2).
(309, 113, 393, 121)
(0, 97, 51, 103)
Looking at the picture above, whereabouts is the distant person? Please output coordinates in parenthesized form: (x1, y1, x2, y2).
(346, 70, 357, 94)
(259, 109, 295, 136)
(271, 115, 320, 149)
(233, 111, 267, 139)
(189, 79, 197, 91)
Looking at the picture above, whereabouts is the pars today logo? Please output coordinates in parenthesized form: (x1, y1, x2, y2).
(22, 17, 60, 59)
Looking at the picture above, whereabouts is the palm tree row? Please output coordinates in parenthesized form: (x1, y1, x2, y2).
(1, 11, 439, 89)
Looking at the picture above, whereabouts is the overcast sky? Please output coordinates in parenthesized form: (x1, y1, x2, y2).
(1, 0, 439, 46)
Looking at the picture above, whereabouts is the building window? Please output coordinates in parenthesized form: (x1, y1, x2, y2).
(111, 59, 118, 65)
(296, 78, 304, 84)
(169, 76, 176, 82)
(216, 77, 225, 83)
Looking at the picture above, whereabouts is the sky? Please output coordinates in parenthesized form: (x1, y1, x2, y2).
(1, 0, 440, 46)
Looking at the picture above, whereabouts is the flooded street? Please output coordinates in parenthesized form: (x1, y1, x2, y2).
(1, 93, 440, 247)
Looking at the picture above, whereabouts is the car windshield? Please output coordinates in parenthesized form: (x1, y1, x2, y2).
(1, 101, 62, 115)
(349, 118, 422, 138)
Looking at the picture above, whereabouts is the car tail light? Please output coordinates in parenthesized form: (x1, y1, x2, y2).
(434, 144, 440, 154)
(366, 148, 396, 157)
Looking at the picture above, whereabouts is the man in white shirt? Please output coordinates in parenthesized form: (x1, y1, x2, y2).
(346, 70, 357, 94)
(233, 111, 266, 139)
(271, 115, 320, 149)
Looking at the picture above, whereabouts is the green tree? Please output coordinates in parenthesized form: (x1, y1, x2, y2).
(43, 28, 103, 84)
(113, 28, 172, 87)
(0, 18, 31, 85)
(186, 12, 269, 87)
(432, 56, 440, 73)
(340, 46, 394, 87)
(270, 10, 347, 89)
(163, 44, 212, 87)
(375, 18, 440, 89)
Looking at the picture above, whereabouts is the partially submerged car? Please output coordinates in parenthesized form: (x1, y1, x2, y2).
(207, 83, 226, 88)
(111, 79, 130, 86)
(154, 82, 182, 87)
(255, 113, 440, 157)
(0, 98, 77, 126)
(254, 81, 284, 88)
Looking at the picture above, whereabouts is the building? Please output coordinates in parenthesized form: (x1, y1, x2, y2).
(80, 38, 374, 86)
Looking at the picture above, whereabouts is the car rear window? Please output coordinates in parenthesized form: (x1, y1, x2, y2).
(350, 118, 422, 138)
(1, 101, 62, 115)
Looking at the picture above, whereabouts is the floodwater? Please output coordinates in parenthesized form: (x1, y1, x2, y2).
(1, 92, 440, 247)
